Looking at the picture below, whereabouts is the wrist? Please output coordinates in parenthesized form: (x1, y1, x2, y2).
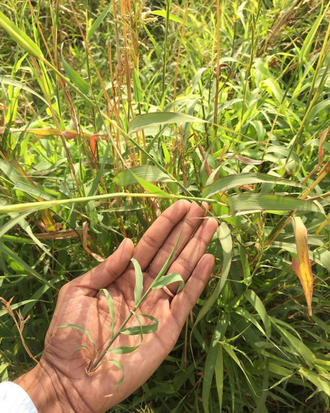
(14, 360, 75, 413)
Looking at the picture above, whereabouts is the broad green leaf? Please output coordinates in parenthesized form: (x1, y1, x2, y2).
(227, 194, 320, 213)
(151, 273, 184, 293)
(132, 172, 171, 197)
(108, 345, 139, 354)
(202, 315, 230, 413)
(194, 223, 232, 325)
(128, 111, 206, 134)
(150, 10, 194, 27)
(245, 290, 271, 338)
(114, 165, 173, 186)
(0, 11, 43, 59)
(131, 258, 144, 306)
(58, 324, 97, 355)
(61, 47, 90, 95)
(87, 3, 112, 41)
(299, 368, 330, 396)
(203, 173, 304, 198)
(121, 314, 158, 335)
(100, 289, 116, 340)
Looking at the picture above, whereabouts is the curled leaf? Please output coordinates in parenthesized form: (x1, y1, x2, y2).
(291, 217, 314, 316)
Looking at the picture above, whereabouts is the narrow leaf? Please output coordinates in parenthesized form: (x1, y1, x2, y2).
(0, 11, 43, 59)
(128, 111, 206, 134)
(114, 165, 173, 186)
(108, 345, 139, 354)
(291, 217, 314, 316)
(61, 46, 90, 95)
(151, 273, 184, 293)
(203, 173, 304, 198)
(131, 258, 144, 306)
(228, 194, 320, 213)
(87, 3, 112, 41)
(245, 290, 271, 337)
(100, 289, 116, 340)
(131, 172, 171, 197)
(150, 10, 194, 27)
(194, 223, 231, 325)
(121, 314, 158, 335)
(58, 324, 97, 355)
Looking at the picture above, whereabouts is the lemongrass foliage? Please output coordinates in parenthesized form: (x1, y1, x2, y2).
(0, 0, 330, 411)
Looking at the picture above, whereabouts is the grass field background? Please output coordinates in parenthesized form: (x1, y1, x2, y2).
(0, 0, 330, 411)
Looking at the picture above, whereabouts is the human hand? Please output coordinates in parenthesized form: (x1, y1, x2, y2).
(15, 201, 218, 413)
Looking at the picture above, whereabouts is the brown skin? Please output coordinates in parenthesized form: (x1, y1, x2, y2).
(15, 201, 218, 413)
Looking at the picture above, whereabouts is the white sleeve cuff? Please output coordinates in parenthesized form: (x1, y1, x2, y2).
(0, 382, 38, 413)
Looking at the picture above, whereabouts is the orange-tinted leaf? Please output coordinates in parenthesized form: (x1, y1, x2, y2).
(61, 130, 79, 140)
(25, 128, 61, 136)
(82, 222, 105, 262)
(90, 135, 98, 162)
(290, 217, 314, 316)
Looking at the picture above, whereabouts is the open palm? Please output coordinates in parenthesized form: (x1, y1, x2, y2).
(16, 201, 217, 413)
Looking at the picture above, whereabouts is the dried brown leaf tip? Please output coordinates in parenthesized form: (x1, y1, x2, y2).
(290, 217, 314, 316)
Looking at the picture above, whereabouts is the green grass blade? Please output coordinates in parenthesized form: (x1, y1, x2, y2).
(114, 165, 173, 186)
(87, 3, 112, 41)
(100, 289, 116, 340)
(245, 290, 271, 338)
(150, 10, 193, 27)
(131, 258, 144, 306)
(128, 111, 206, 134)
(202, 314, 230, 413)
(203, 172, 304, 198)
(151, 273, 184, 293)
(0, 11, 43, 59)
(61, 46, 90, 95)
(57, 324, 97, 356)
(194, 223, 232, 325)
(121, 314, 158, 335)
(227, 194, 320, 213)
(108, 345, 139, 354)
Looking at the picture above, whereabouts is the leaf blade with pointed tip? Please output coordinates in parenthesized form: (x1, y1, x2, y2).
(57, 324, 97, 356)
(290, 217, 314, 316)
(131, 258, 144, 306)
(61, 47, 90, 95)
(128, 112, 206, 134)
(121, 314, 158, 335)
(227, 194, 320, 213)
(100, 289, 116, 340)
(0, 11, 43, 59)
(151, 273, 184, 293)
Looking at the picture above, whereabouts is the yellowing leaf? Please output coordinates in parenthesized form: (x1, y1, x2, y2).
(291, 217, 314, 316)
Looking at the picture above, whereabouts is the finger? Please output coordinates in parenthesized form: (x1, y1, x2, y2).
(159, 217, 218, 293)
(133, 200, 191, 270)
(170, 254, 215, 327)
(147, 202, 208, 278)
(75, 238, 134, 293)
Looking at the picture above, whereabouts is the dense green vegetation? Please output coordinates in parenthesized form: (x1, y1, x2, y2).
(1, 0, 330, 411)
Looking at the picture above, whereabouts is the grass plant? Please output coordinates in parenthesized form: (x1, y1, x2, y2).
(0, 0, 330, 411)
